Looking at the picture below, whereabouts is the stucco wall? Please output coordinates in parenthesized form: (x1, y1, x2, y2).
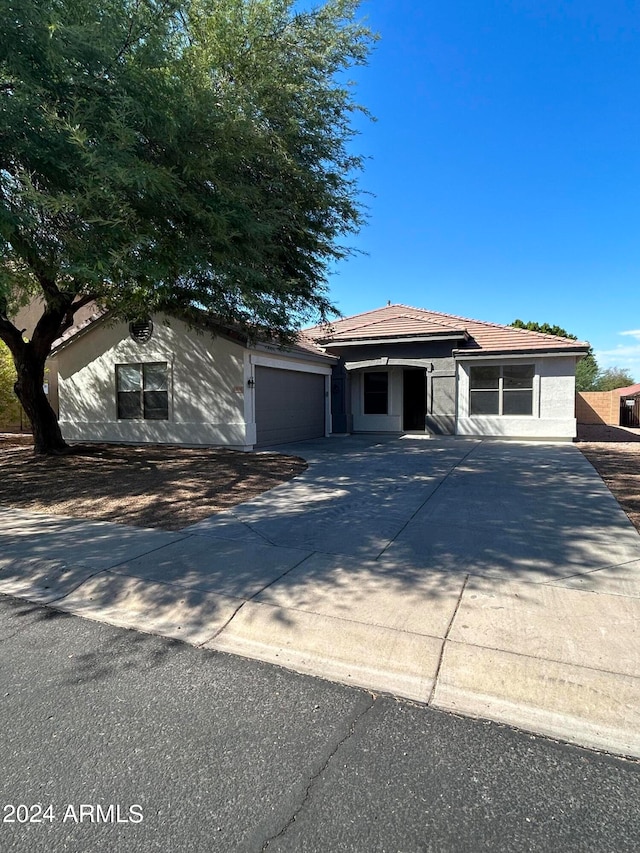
(456, 356, 578, 440)
(428, 373, 456, 434)
(350, 366, 404, 432)
(56, 316, 249, 446)
(336, 341, 457, 434)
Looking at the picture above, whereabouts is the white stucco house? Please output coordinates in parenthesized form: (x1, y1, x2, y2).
(50, 311, 336, 449)
(47, 303, 589, 447)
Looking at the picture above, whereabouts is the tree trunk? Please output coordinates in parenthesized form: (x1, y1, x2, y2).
(13, 345, 68, 455)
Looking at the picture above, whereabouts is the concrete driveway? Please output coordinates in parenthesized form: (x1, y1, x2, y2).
(1, 435, 640, 757)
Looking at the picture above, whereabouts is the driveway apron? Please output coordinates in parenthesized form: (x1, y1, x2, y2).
(2, 435, 640, 757)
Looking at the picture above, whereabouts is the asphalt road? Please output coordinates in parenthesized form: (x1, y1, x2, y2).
(1, 595, 639, 853)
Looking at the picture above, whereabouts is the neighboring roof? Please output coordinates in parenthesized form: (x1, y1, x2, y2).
(51, 304, 109, 352)
(306, 304, 590, 356)
(614, 383, 640, 397)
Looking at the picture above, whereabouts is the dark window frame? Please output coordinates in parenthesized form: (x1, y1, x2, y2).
(363, 371, 389, 415)
(469, 364, 535, 417)
(116, 362, 169, 421)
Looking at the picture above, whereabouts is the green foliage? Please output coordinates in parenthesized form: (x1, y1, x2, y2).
(575, 353, 599, 392)
(510, 320, 637, 392)
(510, 319, 600, 391)
(594, 367, 635, 392)
(0, 0, 375, 335)
(511, 319, 576, 339)
(0, 341, 21, 427)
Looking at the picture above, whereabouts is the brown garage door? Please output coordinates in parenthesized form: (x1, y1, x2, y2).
(255, 367, 326, 446)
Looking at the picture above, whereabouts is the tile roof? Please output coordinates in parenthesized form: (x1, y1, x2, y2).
(615, 383, 640, 397)
(51, 304, 108, 351)
(305, 305, 463, 342)
(50, 304, 333, 361)
(254, 331, 336, 362)
(306, 304, 590, 355)
(51, 302, 588, 360)
(293, 332, 336, 359)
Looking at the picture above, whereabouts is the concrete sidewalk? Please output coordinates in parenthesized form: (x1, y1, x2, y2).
(1, 436, 639, 758)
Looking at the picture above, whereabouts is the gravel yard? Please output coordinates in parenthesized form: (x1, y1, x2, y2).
(575, 423, 640, 534)
(0, 435, 306, 530)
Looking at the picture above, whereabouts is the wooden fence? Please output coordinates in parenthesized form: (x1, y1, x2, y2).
(620, 396, 640, 428)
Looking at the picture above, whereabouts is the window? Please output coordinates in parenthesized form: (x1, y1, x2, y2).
(470, 365, 534, 416)
(363, 371, 388, 415)
(117, 363, 168, 420)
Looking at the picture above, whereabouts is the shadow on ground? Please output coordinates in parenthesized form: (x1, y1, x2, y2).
(0, 443, 306, 529)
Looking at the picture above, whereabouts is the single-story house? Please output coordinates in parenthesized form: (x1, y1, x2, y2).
(48, 303, 589, 447)
(50, 311, 336, 449)
(305, 304, 589, 441)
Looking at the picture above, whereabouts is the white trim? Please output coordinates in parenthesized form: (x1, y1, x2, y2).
(254, 341, 337, 365)
(344, 358, 389, 370)
(454, 351, 582, 361)
(249, 353, 333, 375)
(243, 350, 256, 445)
(345, 357, 434, 370)
(325, 334, 466, 347)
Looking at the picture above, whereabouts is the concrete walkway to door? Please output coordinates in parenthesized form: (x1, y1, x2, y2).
(1, 435, 640, 757)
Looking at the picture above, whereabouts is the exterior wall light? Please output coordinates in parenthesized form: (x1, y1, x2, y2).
(247, 377, 255, 388)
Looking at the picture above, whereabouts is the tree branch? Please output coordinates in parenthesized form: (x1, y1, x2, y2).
(0, 315, 26, 358)
(100, 0, 177, 78)
(70, 293, 98, 311)
(1, 226, 60, 301)
(31, 299, 73, 360)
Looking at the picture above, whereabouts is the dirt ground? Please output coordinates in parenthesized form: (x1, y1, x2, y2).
(575, 423, 640, 533)
(0, 435, 306, 530)
(1, 427, 639, 534)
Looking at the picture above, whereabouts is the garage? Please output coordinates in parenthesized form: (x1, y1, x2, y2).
(255, 366, 326, 446)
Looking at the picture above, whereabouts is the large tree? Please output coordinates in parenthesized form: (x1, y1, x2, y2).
(0, 340, 20, 427)
(0, 0, 374, 453)
(594, 367, 635, 391)
(510, 319, 599, 392)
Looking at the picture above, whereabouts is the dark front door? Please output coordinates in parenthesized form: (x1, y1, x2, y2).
(403, 368, 427, 431)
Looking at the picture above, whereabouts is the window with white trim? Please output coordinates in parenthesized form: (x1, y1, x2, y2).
(469, 365, 534, 416)
(116, 362, 168, 420)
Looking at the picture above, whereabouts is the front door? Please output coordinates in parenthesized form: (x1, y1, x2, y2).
(403, 368, 427, 431)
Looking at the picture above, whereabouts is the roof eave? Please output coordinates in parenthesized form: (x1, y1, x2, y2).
(50, 311, 111, 355)
(453, 347, 589, 359)
(321, 332, 469, 347)
(253, 340, 337, 363)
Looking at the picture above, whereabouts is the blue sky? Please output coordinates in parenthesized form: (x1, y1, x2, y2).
(327, 0, 640, 379)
